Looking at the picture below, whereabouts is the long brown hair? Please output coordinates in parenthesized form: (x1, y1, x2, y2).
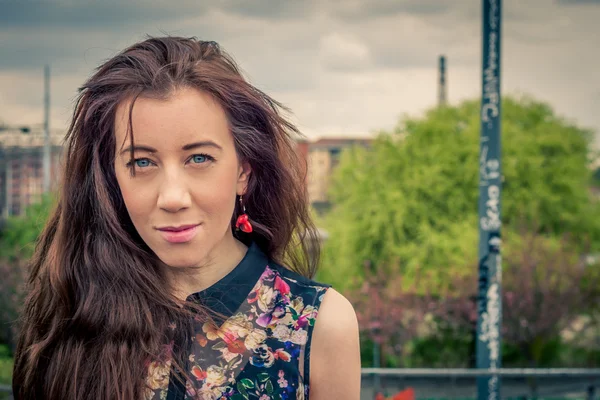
(12, 36, 320, 400)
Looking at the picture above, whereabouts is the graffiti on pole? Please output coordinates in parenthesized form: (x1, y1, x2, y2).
(477, 0, 502, 399)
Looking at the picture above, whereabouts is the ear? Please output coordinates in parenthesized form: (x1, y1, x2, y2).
(236, 161, 252, 196)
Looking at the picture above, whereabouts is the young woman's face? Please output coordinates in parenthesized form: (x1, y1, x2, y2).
(113, 87, 250, 268)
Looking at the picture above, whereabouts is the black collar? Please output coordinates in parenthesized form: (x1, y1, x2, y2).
(186, 242, 268, 320)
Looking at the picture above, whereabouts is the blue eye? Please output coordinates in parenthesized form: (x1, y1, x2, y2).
(191, 154, 208, 163)
(126, 158, 153, 169)
(134, 158, 151, 168)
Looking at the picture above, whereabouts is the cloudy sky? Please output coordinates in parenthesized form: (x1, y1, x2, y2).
(0, 0, 599, 144)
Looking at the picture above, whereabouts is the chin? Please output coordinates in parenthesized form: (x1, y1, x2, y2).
(169, 259, 202, 269)
(156, 252, 204, 269)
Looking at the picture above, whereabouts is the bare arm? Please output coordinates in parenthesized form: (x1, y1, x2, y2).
(309, 288, 361, 400)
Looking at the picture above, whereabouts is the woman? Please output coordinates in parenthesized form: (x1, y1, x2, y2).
(12, 36, 361, 400)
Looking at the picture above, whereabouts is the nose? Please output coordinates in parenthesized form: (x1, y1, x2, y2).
(156, 170, 192, 213)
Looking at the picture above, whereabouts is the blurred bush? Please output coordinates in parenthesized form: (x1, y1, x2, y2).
(319, 95, 600, 367)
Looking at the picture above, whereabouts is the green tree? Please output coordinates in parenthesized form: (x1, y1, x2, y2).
(437, 228, 600, 368)
(0, 193, 56, 260)
(0, 192, 55, 351)
(319, 96, 599, 291)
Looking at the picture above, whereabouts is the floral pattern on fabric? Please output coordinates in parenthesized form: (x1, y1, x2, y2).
(145, 265, 329, 400)
(144, 341, 175, 400)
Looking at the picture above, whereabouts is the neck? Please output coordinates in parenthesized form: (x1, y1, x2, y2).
(166, 233, 249, 301)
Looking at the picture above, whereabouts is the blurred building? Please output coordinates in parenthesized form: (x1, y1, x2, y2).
(0, 126, 64, 217)
(2, 128, 370, 218)
(294, 137, 310, 186)
(299, 137, 372, 211)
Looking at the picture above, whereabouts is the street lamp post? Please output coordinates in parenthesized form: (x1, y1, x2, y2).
(43, 64, 51, 193)
(476, 0, 503, 399)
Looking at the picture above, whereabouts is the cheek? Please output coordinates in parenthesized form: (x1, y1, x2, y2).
(122, 189, 154, 220)
(193, 167, 239, 215)
(116, 173, 154, 221)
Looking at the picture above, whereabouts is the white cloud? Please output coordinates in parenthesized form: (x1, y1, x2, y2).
(0, 0, 598, 144)
(319, 32, 372, 71)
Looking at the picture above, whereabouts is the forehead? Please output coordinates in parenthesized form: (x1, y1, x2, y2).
(114, 87, 232, 149)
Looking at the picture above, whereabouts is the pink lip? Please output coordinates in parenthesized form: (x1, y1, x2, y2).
(157, 224, 199, 243)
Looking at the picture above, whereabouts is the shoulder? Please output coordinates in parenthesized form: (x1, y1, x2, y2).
(311, 289, 359, 348)
(309, 289, 361, 399)
(313, 288, 358, 333)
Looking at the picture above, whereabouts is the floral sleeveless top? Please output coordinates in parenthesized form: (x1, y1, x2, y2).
(144, 242, 330, 400)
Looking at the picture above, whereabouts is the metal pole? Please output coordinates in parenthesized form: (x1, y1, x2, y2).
(476, 0, 502, 399)
(43, 64, 51, 192)
(438, 55, 447, 106)
(373, 341, 381, 394)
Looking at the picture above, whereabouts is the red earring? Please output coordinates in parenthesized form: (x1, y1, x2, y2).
(235, 196, 253, 233)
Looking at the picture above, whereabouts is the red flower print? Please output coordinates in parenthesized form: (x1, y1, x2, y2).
(274, 348, 291, 362)
(195, 333, 208, 347)
(274, 276, 290, 295)
(191, 366, 207, 381)
(248, 290, 258, 304)
(227, 339, 246, 354)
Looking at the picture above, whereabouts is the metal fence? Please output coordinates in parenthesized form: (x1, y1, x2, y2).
(1, 369, 600, 399)
(361, 368, 600, 400)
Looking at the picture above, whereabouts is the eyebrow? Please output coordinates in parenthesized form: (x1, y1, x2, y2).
(120, 141, 223, 156)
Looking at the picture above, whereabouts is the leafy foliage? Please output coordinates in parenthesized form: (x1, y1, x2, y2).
(0, 193, 56, 351)
(319, 96, 599, 292)
(345, 259, 438, 367)
(0, 193, 56, 261)
(438, 228, 600, 367)
(0, 344, 12, 385)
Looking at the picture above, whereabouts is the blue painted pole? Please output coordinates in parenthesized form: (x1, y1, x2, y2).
(476, 0, 502, 399)
(438, 55, 447, 106)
